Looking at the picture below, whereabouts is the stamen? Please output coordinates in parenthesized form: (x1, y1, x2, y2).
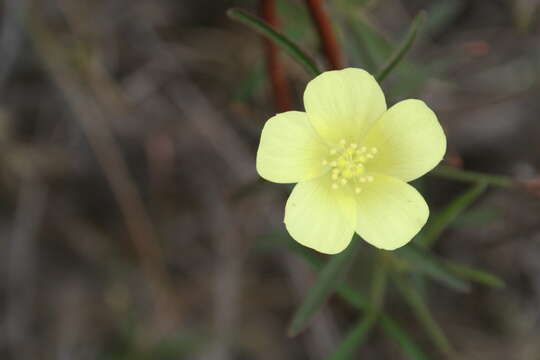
(323, 141, 378, 191)
(342, 169, 353, 178)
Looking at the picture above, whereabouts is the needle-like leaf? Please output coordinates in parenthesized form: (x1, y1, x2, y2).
(227, 8, 321, 77)
(397, 245, 471, 293)
(287, 239, 360, 337)
(421, 182, 487, 248)
(375, 11, 426, 82)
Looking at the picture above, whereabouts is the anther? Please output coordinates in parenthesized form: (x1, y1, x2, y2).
(355, 187, 362, 194)
(371, 147, 378, 154)
(322, 159, 328, 166)
(366, 154, 374, 159)
(339, 139, 347, 146)
(340, 178, 348, 185)
(367, 175, 374, 182)
(332, 183, 339, 190)
(350, 143, 358, 149)
(330, 149, 337, 155)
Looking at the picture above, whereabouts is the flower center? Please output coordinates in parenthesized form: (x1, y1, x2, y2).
(321, 139, 378, 195)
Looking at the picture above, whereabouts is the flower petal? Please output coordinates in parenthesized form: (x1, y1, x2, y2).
(355, 174, 428, 250)
(303, 68, 386, 145)
(284, 177, 356, 254)
(256, 111, 329, 183)
(362, 99, 446, 182)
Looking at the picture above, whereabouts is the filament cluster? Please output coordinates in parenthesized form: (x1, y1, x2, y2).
(321, 139, 378, 194)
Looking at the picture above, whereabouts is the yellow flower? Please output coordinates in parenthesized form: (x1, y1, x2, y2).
(256, 68, 446, 254)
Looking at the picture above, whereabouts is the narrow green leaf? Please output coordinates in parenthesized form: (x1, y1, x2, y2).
(453, 207, 501, 227)
(328, 314, 378, 360)
(288, 240, 360, 337)
(338, 285, 431, 360)
(379, 316, 431, 360)
(421, 182, 487, 248)
(257, 233, 431, 360)
(343, 11, 449, 99)
(397, 245, 470, 292)
(375, 11, 426, 82)
(336, 285, 370, 309)
(430, 165, 513, 187)
(445, 261, 505, 289)
(393, 275, 454, 355)
(227, 8, 321, 77)
(345, 15, 388, 72)
(329, 255, 388, 359)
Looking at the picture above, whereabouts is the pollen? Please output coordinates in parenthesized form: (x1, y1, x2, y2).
(323, 142, 379, 194)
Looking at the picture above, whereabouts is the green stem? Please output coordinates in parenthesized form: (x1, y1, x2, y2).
(430, 165, 513, 188)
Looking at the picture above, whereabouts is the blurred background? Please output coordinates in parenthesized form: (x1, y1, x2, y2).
(1, 0, 540, 359)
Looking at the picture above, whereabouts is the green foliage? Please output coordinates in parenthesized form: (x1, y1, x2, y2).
(288, 239, 360, 337)
(329, 315, 378, 360)
(445, 261, 505, 289)
(397, 245, 470, 292)
(421, 182, 488, 248)
(233, 2, 510, 359)
(393, 274, 454, 356)
(379, 316, 431, 360)
(431, 166, 513, 187)
(227, 8, 321, 77)
(375, 12, 426, 82)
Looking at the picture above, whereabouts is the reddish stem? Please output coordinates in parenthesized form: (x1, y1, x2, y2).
(261, 0, 291, 112)
(304, 0, 343, 70)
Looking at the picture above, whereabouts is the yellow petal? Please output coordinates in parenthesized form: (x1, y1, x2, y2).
(284, 176, 356, 254)
(362, 99, 446, 182)
(355, 174, 428, 250)
(256, 111, 328, 184)
(304, 68, 386, 145)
